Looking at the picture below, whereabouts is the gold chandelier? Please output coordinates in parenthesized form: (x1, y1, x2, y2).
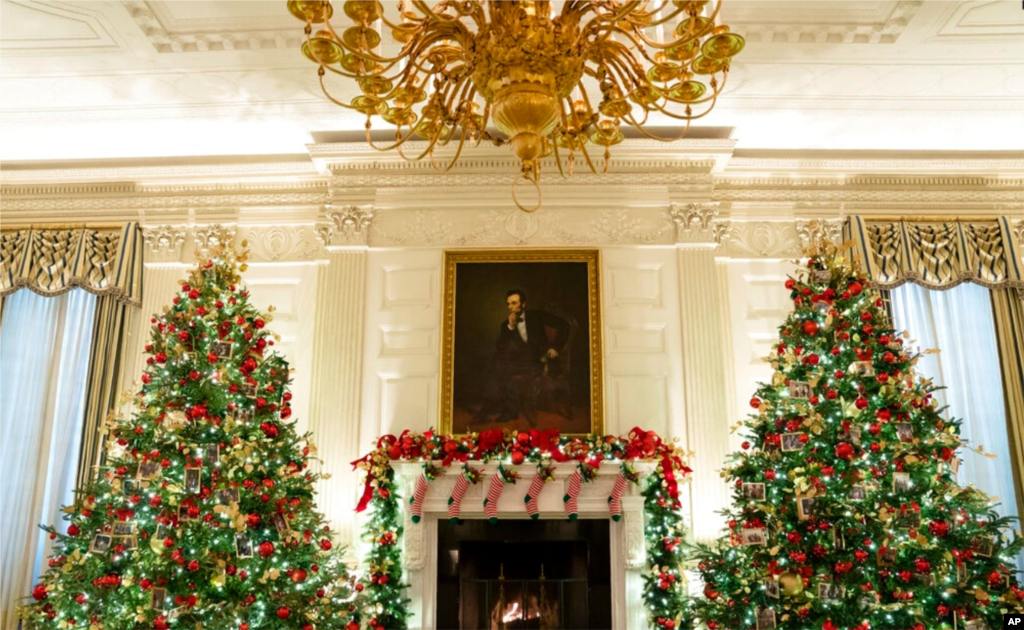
(289, 0, 744, 211)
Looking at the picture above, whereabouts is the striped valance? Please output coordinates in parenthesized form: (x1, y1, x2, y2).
(0, 223, 142, 306)
(845, 216, 1023, 290)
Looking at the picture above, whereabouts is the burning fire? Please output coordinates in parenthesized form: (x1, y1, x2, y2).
(499, 601, 541, 624)
(502, 602, 521, 623)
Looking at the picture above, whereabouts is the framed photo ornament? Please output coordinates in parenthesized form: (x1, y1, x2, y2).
(440, 249, 603, 436)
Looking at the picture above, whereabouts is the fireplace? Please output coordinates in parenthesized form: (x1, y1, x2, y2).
(390, 462, 659, 629)
(436, 520, 611, 629)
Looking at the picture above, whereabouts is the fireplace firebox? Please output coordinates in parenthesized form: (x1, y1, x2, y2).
(436, 520, 612, 630)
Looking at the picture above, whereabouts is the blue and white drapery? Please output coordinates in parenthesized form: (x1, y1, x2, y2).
(0, 223, 144, 627)
(846, 215, 1024, 531)
(845, 215, 1022, 291)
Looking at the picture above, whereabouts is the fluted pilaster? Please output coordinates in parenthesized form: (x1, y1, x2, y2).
(676, 246, 733, 543)
(308, 250, 368, 552)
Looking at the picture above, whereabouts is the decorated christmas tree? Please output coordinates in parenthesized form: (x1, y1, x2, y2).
(692, 244, 1024, 630)
(20, 245, 361, 630)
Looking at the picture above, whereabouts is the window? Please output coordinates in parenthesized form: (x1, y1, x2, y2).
(0, 289, 96, 625)
(891, 282, 1021, 568)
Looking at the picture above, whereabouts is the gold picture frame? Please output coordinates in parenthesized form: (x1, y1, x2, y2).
(440, 249, 603, 436)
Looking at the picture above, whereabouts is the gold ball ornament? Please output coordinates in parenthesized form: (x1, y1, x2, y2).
(779, 571, 803, 596)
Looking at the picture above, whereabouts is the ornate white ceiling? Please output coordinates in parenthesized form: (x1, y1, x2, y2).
(1, 0, 1022, 162)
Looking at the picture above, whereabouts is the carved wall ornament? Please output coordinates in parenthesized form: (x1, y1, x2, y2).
(142, 225, 187, 263)
(670, 202, 730, 246)
(795, 218, 845, 255)
(722, 221, 805, 259)
(192, 225, 237, 258)
(243, 225, 325, 262)
(324, 205, 375, 247)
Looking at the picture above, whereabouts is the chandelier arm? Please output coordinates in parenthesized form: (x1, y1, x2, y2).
(551, 138, 569, 180)
(604, 53, 646, 93)
(429, 127, 469, 173)
(318, 18, 409, 66)
(363, 120, 424, 153)
(659, 84, 725, 107)
(633, 21, 716, 50)
(397, 125, 447, 162)
(576, 141, 601, 175)
(442, 74, 474, 120)
(658, 70, 731, 107)
(317, 74, 364, 110)
(632, 89, 720, 122)
(630, 0, 688, 28)
(613, 28, 665, 62)
(588, 0, 644, 24)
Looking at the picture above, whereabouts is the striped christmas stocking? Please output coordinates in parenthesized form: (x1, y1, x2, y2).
(447, 468, 479, 523)
(608, 471, 628, 522)
(483, 471, 510, 524)
(409, 473, 429, 524)
(524, 472, 550, 520)
(563, 469, 583, 521)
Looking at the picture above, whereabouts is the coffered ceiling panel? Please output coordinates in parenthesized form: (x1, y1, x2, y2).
(1, 1, 121, 55)
(932, 0, 1024, 40)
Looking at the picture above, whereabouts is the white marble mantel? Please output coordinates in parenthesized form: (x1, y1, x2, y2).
(392, 461, 656, 630)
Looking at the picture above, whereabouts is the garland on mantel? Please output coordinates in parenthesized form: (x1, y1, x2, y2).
(350, 427, 693, 630)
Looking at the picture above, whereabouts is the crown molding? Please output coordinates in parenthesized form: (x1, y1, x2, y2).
(123, 0, 303, 53)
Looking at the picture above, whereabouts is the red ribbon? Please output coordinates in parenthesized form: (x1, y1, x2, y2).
(475, 429, 504, 457)
(354, 479, 375, 513)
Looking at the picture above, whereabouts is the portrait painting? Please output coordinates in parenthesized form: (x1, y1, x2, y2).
(441, 250, 602, 435)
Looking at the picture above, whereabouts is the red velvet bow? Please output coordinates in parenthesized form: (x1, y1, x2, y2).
(475, 429, 504, 457)
(529, 429, 570, 462)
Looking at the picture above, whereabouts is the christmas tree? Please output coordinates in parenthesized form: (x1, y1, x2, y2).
(20, 245, 361, 630)
(692, 244, 1024, 630)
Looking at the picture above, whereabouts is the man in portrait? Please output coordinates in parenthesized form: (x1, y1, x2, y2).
(475, 289, 570, 424)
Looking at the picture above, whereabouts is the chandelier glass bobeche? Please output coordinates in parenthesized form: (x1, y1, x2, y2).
(289, 0, 744, 211)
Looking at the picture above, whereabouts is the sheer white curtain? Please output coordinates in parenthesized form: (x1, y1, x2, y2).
(891, 282, 1022, 567)
(1, 289, 96, 628)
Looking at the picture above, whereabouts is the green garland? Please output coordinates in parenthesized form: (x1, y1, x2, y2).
(352, 427, 692, 629)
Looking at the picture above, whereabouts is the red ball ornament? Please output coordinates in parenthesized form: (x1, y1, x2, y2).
(277, 607, 290, 620)
(510, 449, 525, 465)
(387, 445, 402, 460)
(834, 442, 855, 461)
(31, 584, 48, 601)
(291, 568, 308, 583)
(67, 524, 80, 536)
(320, 539, 332, 551)
(855, 397, 869, 410)
(802, 320, 819, 336)
(258, 541, 274, 558)
(785, 279, 796, 290)
(750, 397, 761, 409)
(848, 281, 863, 296)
